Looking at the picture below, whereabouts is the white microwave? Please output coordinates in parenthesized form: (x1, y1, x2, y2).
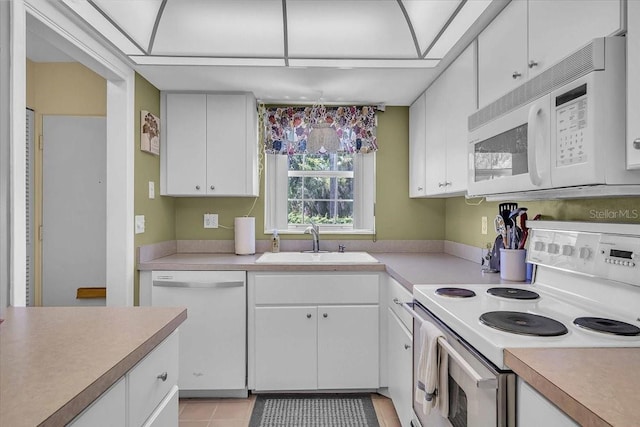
(467, 37, 640, 197)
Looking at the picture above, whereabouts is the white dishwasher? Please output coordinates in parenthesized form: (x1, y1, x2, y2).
(151, 270, 247, 397)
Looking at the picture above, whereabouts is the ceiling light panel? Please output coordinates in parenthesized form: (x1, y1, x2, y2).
(287, 1, 416, 58)
(91, 0, 162, 52)
(426, 0, 491, 58)
(151, 0, 284, 57)
(402, 0, 462, 56)
(60, 0, 145, 55)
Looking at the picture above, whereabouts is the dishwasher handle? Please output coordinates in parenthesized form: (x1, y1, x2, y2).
(401, 302, 498, 390)
(152, 280, 244, 289)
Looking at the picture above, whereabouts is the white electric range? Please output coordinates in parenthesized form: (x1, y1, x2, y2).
(407, 221, 640, 427)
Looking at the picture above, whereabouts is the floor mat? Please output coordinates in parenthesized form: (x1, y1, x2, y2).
(248, 393, 380, 427)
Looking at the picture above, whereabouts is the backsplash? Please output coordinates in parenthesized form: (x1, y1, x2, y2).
(445, 197, 640, 249)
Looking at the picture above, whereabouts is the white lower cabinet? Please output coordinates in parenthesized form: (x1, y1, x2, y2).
(249, 272, 380, 391)
(69, 331, 179, 426)
(68, 378, 126, 427)
(517, 378, 578, 427)
(387, 309, 413, 427)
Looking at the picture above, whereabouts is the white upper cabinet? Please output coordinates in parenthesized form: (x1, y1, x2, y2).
(162, 92, 259, 197)
(410, 43, 475, 197)
(478, 0, 527, 107)
(478, 0, 623, 107)
(409, 92, 427, 197)
(627, 0, 640, 169)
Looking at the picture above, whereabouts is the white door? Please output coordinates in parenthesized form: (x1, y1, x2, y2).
(42, 116, 106, 306)
(628, 0, 640, 169)
(254, 306, 318, 390)
(387, 308, 414, 427)
(317, 305, 379, 389)
(409, 93, 427, 197)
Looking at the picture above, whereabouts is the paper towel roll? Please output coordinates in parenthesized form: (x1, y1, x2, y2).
(234, 217, 255, 255)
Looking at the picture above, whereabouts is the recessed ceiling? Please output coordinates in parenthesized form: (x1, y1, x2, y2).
(53, 0, 506, 105)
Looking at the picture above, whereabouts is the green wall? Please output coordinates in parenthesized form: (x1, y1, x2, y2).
(134, 73, 175, 303)
(445, 197, 640, 249)
(174, 106, 446, 241)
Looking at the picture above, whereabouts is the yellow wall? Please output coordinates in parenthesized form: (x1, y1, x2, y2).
(445, 197, 640, 249)
(26, 60, 106, 305)
(174, 106, 446, 241)
(133, 73, 176, 304)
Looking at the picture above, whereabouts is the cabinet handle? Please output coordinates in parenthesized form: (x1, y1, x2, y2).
(210, 185, 215, 190)
(438, 182, 445, 187)
(512, 71, 522, 79)
(445, 181, 452, 186)
(392, 298, 403, 305)
(195, 185, 200, 190)
(157, 372, 168, 382)
(323, 313, 328, 318)
(404, 344, 411, 350)
(634, 138, 640, 149)
(306, 313, 312, 319)
(528, 60, 538, 69)
(417, 186, 423, 191)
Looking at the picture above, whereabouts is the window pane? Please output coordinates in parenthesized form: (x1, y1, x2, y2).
(303, 177, 330, 199)
(288, 200, 303, 224)
(337, 202, 354, 224)
(337, 177, 353, 199)
(288, 176, 302, 199)
(336, 154, 354, 171)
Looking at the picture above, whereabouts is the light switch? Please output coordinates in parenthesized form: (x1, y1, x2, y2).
(149, 181, 155, 199)
(135, 215, 145, 234)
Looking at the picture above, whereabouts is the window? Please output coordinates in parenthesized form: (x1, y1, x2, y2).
(265, 152, 375, 234)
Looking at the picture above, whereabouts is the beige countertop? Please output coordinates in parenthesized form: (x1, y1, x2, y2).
(0, 306, 187, 427)
(506, 347, 640, 427)
(138, 251, 513, 291)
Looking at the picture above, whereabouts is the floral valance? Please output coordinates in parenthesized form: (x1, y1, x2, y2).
(262, 105, 378, 155)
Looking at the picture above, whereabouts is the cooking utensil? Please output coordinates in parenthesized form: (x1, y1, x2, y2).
(494, 215, 508, 248)
(519, 212, 529, 249)
(508, 207, 528, 249)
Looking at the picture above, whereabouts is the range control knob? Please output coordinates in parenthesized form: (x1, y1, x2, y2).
(547, 243, 560, 254)
(562, 245, 574, 256)
(533, 241, 546, 251)
(579, 247, 592, 259)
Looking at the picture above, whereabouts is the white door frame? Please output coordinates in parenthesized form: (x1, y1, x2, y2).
(6, 0, 135, 307)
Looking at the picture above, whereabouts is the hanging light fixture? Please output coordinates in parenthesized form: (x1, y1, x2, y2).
(307, 101, 340, 154)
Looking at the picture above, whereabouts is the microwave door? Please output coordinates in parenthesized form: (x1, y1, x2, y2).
(467, 96, 552, 196)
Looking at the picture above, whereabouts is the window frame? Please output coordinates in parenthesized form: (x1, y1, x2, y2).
(264, 152, 376, 235)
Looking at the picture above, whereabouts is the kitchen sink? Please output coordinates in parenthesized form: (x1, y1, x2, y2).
(255, 251, 380, 264)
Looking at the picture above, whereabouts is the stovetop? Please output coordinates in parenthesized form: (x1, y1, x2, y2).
(413, 221, 640, 370)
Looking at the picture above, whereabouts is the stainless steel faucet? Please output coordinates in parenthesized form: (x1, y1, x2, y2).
(304, 221, 320, 253)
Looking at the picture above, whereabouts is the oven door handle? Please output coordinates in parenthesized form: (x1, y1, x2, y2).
(402, 302, 498, 390)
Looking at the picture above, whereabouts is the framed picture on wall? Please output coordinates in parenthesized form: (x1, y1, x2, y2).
(141, 110, 160, 155)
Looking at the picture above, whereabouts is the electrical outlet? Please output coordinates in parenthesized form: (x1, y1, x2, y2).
(204, 213, 218, 229)
(481, 216, 488, 235)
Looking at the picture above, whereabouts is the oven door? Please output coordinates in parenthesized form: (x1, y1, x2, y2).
(403, 302, 515, 427)
(467, 95, 552, 197)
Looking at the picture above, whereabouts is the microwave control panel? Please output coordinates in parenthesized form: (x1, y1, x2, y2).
(555, 83, 589, 167)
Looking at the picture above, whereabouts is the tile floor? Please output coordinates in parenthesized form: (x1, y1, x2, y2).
(179, 393, 402, 427)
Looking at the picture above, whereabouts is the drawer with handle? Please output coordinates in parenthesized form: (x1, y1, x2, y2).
(128, 331, 179, 427)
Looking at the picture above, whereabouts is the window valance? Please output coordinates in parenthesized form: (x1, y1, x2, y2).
(262, 105, 378, 155)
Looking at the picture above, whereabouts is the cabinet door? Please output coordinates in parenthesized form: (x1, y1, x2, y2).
(254, 306, 318, 390)
(423, 77, 446, 195)
(142, 385, 179, 427)
(477, 0, 527, 107)
(628, 0, 640, 169)
(206, 94, 256, 196)
(68, 378, 126, 427)
(409, 93, 427, 197)
(317, 305, 379, 389)
(387, 309, 413, 427)
(517, 378, 578, 427)
(444, 43, 475, 194)
(165, 93, 207, 195)
(528, 0, 622, 79)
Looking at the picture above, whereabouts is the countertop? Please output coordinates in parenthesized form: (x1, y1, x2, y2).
(505, 347, 640, 427)
(0, 306, 187, 426)
(138, 251, 512, 291)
